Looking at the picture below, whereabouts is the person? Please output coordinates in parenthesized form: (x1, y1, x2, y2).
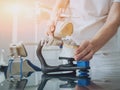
(47, 0, 120, 79)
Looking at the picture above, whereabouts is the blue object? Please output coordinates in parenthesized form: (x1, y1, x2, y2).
(77, 78, 90, 86)
(77, 61, 90, 77)
(8, 59, 14, 77)
(6, 58, 41, 79)
(26, 59, 41, 71)
(78, 71, 89, 77)
(20, 57, 23, 79)
(77, 61, 89, 68)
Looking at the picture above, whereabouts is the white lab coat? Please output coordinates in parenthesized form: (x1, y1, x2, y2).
(69, 0, 120, 54)
(69, 0, 120, 79)
(57, 0, 120, 78)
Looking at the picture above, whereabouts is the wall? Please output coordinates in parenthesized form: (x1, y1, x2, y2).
(0, 0, 61, 67)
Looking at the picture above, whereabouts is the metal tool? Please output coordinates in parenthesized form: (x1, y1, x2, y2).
(36, 41, 90, 74)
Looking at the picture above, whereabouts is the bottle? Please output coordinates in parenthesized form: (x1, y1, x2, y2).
(0, 49, 7, 66)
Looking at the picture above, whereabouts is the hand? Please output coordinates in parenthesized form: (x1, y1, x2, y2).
(46, 8, 67, 37)
(74, 40, 95, 61)
(46, 20, 56, 37)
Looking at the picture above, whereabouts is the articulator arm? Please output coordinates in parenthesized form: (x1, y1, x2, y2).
(36, 41, 90, 74)
(37, 22, 90, 74)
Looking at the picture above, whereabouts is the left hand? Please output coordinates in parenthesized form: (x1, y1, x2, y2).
(56, 8, 66, 21)
(74, 40, 95, 61)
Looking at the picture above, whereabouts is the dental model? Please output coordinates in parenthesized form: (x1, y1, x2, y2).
(37, 22, 90, 75)
(46, 22, 77, 47)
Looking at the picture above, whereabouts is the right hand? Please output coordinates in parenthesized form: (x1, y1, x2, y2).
(74, 40, 95, 61)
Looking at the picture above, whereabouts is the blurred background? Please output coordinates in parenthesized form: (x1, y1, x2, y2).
(0, 0, 120, 67)
(0, 1, 120, 89)
(0, 0, 61, 67)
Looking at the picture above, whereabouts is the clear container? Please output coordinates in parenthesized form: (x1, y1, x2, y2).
(0, 49, 8, 66)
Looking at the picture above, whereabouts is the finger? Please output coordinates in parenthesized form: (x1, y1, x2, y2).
(75, 40, 89, 55)
(74, 44, 93, 60)
(50, 25, 55, 32)
(74, 50, 90, 61)
(48, 25, 55, 37)
(81, 50, 94, 61)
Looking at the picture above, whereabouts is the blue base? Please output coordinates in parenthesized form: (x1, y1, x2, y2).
(77, 61, 89, 68)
